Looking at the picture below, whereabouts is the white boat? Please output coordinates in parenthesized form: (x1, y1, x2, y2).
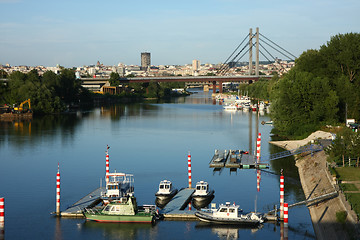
(101, 172, 134, 204)
(223, 104, 237, 111)
(192, 181, 215, 201)
(192, 181, 215, 208)
(155, 180, 178, 201)
(195, 202, 264, 226)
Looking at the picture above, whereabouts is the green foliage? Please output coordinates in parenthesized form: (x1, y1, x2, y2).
(1, 69, 90, 114)
(326, 128, 360, 166)
(109, 72, 120, 86)
(265, 33, 360, 138)
(336, 211, 347, 224)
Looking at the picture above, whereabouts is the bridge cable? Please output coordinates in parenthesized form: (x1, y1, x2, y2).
(220, 47, 251, 75)
(259, 33, 297, 60)
(259, 37, 294, 61)
(258, 48, 287, 73)
(217, 34, 249, 75)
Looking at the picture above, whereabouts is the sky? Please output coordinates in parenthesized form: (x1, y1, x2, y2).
(1, 0, 359, 67)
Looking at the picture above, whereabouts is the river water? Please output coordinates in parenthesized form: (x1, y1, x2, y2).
(0, 90, 315, 239)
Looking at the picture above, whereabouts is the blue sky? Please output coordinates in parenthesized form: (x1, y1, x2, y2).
(1, 0, 359, 67)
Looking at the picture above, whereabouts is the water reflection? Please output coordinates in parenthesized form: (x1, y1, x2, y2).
(195, 222, 263, 239)
(83, 221, 157, 240)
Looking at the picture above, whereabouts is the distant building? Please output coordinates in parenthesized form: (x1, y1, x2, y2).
(192, 60, 200, 71)
(141, 52, 151, 71)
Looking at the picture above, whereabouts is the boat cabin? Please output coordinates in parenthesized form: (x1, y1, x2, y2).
(195, 181, 210, 196)
(157, 180, 173, 194)
(103, 172, 134, 199)
(214, 202, 241, 218)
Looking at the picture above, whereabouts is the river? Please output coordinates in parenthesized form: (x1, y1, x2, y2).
(0, 90, 315, 239)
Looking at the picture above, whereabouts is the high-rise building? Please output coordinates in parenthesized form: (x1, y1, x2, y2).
(192, 60, 200, 71)
(141, 52, 151, 71)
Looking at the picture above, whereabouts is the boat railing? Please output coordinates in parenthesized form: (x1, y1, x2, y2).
(84, 207, 101, 214)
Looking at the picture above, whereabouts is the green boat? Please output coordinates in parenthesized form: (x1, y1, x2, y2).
(83, 195, 156, 223)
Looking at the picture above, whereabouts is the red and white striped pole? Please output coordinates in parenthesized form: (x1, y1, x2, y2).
(284, 203, 288, 224)
(188, 152, 192, 188)
(256, 133, 261, 192)
(0, 197, 4, 229)
(106, 145, 110, 184)
(56, 163, 60, 216)
(280, 170, 284, 220)
(284, 204, 289, 240)
(256, 133, 261, 163)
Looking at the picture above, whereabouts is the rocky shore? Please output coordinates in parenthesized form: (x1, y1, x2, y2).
(270, 131, 359, 240)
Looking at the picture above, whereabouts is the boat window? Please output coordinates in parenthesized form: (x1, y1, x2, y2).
(219, 208, 227, 212)
(104, 206, 111, 211)
(159, 185, 164, 189)
(115, 206, 120, 211)
(201, 186, 206, 190)
(165, 185, 169, 189)
(196, 186, 201, 190)
(229, 208, 235, 213)
(110, 206, 115, 212)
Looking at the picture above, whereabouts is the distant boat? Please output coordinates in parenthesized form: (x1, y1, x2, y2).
(261, 121, 273, 125)
(223, 105, 237, 111)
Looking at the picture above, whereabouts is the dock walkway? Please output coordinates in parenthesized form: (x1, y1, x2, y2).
(61, 187, 105, 217)
(161, 188, 197, 220)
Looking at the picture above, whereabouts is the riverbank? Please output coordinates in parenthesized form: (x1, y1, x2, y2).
(270, 131, 359, 240)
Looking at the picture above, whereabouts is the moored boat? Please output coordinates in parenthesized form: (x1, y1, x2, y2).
(101, 172, 134, 204)
(192, 181, 215, 209)
(155, 180, 178, 201)
(223, 104, 237, 111)
(195, 202, 264, 226)
(83, 195, 156, 223)
(192, 181, 214, 201)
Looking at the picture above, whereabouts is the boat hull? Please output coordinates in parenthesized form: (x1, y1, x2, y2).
(155, 189, 177, 201)
(195, 211, 261, 226)
(84, 212, 154, 223)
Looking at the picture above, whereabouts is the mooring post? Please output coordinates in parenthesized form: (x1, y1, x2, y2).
(56, 163, 60, 216)
(280, 170, 284, 220)
(188, 152, 192, 188)
(105, 145, 110, 184)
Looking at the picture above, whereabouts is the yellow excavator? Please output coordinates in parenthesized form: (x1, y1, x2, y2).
(14, 99, 31, 112)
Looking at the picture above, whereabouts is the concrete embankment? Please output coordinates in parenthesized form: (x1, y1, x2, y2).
(270, 131, 359, 240)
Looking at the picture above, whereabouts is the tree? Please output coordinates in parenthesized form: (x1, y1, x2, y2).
(109, 72, 120, 86)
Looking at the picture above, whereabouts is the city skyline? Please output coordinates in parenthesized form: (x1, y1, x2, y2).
(1, 0, 359, 67)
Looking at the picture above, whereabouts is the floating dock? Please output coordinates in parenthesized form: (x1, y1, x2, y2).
(209, 150, 229, 168)
(160, 188, 197, 220)
(60, 187, 105, 217)
(210, 150, 269, 169)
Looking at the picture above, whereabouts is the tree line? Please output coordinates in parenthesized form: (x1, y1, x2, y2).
(240, 33, 360, 139)
(0, 69, 91, 114)
(0, 70, 187, 114)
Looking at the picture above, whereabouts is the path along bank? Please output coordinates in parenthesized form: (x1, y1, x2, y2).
(270, 131, 359, 240)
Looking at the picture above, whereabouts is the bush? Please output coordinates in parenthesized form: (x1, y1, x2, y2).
(336, 211, 347, 223)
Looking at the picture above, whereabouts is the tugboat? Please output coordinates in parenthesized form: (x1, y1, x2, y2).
(83, 195, 157, 223)
(101, 172, 134, 204)
(195, 202, 264, 226)
(192, 181, 215, 209)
